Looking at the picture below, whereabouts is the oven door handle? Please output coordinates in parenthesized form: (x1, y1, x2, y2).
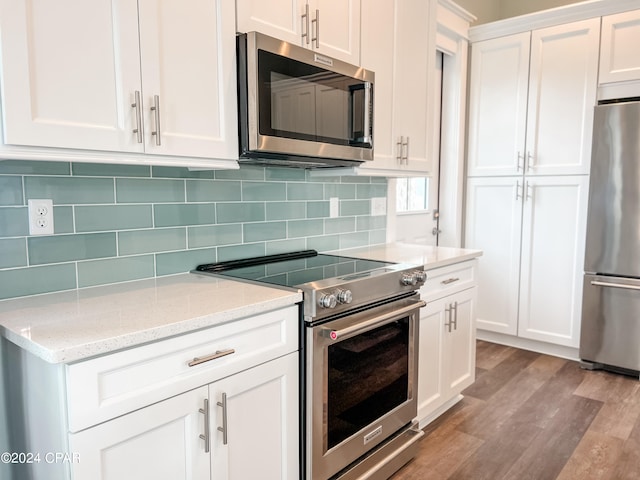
(326, 300, 426, 340)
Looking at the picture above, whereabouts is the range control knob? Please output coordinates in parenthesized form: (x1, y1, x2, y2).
(400, 273, 418, 286)
(318, 293, 337, 309)
(414, 271, 427, 283)
(335, 289, 353, 304)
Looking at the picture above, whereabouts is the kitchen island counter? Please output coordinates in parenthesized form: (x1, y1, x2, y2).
(0, 273, 301, 364)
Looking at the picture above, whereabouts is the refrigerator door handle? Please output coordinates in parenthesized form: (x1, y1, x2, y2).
(590, 280, 640, 291)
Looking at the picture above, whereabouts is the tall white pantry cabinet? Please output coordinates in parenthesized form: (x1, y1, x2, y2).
(464, 18, 599, 351)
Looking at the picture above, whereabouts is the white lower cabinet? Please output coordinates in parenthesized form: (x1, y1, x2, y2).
(70, 354, 299, 480)
(70, 387, 210, 480)
(465, 175, 589, 348)
(417, 261, 477, 426)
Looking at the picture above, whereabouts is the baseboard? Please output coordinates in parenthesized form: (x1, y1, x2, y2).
(476, 330, 579, 361)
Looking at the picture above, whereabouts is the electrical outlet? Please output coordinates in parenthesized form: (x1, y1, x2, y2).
(28, 199, 54, 235)
(329, 197, 339, 218)
(371, 197, 387, 216)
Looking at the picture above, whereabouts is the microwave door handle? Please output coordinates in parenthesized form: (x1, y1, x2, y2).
(363, 82, 372, 145)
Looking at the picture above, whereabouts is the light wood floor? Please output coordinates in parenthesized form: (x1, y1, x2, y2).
(393, 341, 640, 480)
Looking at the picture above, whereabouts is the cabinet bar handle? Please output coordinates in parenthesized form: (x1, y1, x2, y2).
(527, 151, 534, 170)
(397, 136, 404, 163)
(131, 90, 143, 143)
(445, 304, 453, 333)
(188, 348, 235, 367)
(217, 393, 228, 445)
(311, 9, 320, 48)
(403, 137, 410, 164)
(452, 301, 458, 330)
(301, 4, 310, 44)
(517, 151, 524, 171)
(199, 398, 210, 453)
(516, 180, 521, 200)
(441, 277, 460, 285)
(591, 280, 640, 291)
(150, 95, 161, 146)
(526, 181, 533, 201)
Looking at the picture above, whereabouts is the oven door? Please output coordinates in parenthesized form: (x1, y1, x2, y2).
(306, 294, 425, 480)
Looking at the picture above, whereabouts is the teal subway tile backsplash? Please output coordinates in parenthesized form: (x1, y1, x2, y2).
(0, 238, 27, 268)
(118, 228, 187, 255)
(154, 203, 216, 227)
(25, 176, 115, 204)
(75, 205, 153, 232)
(0, 162, 387, 300)
(0, 177, 23, 205)
(0, 207, 29, 237)
(0, 263, 77, 300)
(28, 233, 117, 265)
(77, 255, 155, 288)
(116, 178, 185, 203)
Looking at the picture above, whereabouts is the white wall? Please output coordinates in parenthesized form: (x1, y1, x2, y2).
(455, 0, 586, 24)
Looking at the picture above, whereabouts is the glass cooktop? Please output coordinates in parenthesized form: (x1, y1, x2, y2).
(195, 250, 395, 287)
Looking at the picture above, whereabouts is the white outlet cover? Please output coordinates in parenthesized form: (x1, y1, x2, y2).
(329, 197, 339, 218)
(28, 199, 54, 235)
(371, 197, 387, 216)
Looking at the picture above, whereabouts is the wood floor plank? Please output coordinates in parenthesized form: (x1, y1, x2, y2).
(462, 348, 539, 401)
(393, 342, 640, 480)
(555, 430, 624, 480)
(504, 395, 603, 480)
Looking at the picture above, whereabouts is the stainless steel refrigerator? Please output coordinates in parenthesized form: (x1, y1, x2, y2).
(581, 99, 640, 374)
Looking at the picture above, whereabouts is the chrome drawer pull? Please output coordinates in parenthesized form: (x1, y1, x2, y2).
(188, 348, 235, 367)
(441, 277, 460, 285)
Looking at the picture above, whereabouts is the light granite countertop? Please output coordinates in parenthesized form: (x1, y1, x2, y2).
(335, 243, 482, 269)
(0, 273, 302, 364)
(0, 243, 480, 365)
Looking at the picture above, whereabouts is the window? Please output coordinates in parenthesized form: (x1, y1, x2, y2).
(396, 177, 429, 212)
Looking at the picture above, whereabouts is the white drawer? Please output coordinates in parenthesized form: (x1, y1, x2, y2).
(66, 305, 298, 432)
(420, 260, 477, 302)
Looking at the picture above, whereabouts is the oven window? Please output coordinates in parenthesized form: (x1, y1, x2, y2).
(327, 318, 409, 450)
(257, 50, 369, 146)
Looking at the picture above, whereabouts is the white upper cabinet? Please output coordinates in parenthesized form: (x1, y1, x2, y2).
(467, 19, 600, 177)
(0, 0, 142, 153)
(236, 0, 360, 65)
(599, 9, 640, 84)
(359, 0, 436, 174)
(467, 33, 530, 177)
(0, 0, 238, 166)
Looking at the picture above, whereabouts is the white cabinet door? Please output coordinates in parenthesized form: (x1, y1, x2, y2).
(311, 0, 360, 65)
(465, 177, 522, 336)
(468, 19, 599, 178)
(0, 0, 142, 153)
(210, 353, 299, 480)
(417, 286, 476, 423)
(236, 0, 360, 65)
(70, 387, 210, 480)
(443, 287, 476, 394)
(359, 0, 436, 174)
(517, 176, 588, 347)
(393, 0, 436, 174)
(236, 0, 305, 47)
(600, 10, 640, 84)
(525, 19, 599, 176)
(417, 298, 445, 420)
(467, 33, 531, 177)
(138, 0, 238, 160)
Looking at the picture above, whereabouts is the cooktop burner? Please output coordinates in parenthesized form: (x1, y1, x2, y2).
(197, 251, 394, 287)
(195, 250, 425, 322)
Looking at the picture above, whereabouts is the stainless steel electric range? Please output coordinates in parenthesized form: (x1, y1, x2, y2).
(195, 250, 426, 480)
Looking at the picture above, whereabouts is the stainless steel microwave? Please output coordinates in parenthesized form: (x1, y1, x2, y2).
(237, 32, 374, 168)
